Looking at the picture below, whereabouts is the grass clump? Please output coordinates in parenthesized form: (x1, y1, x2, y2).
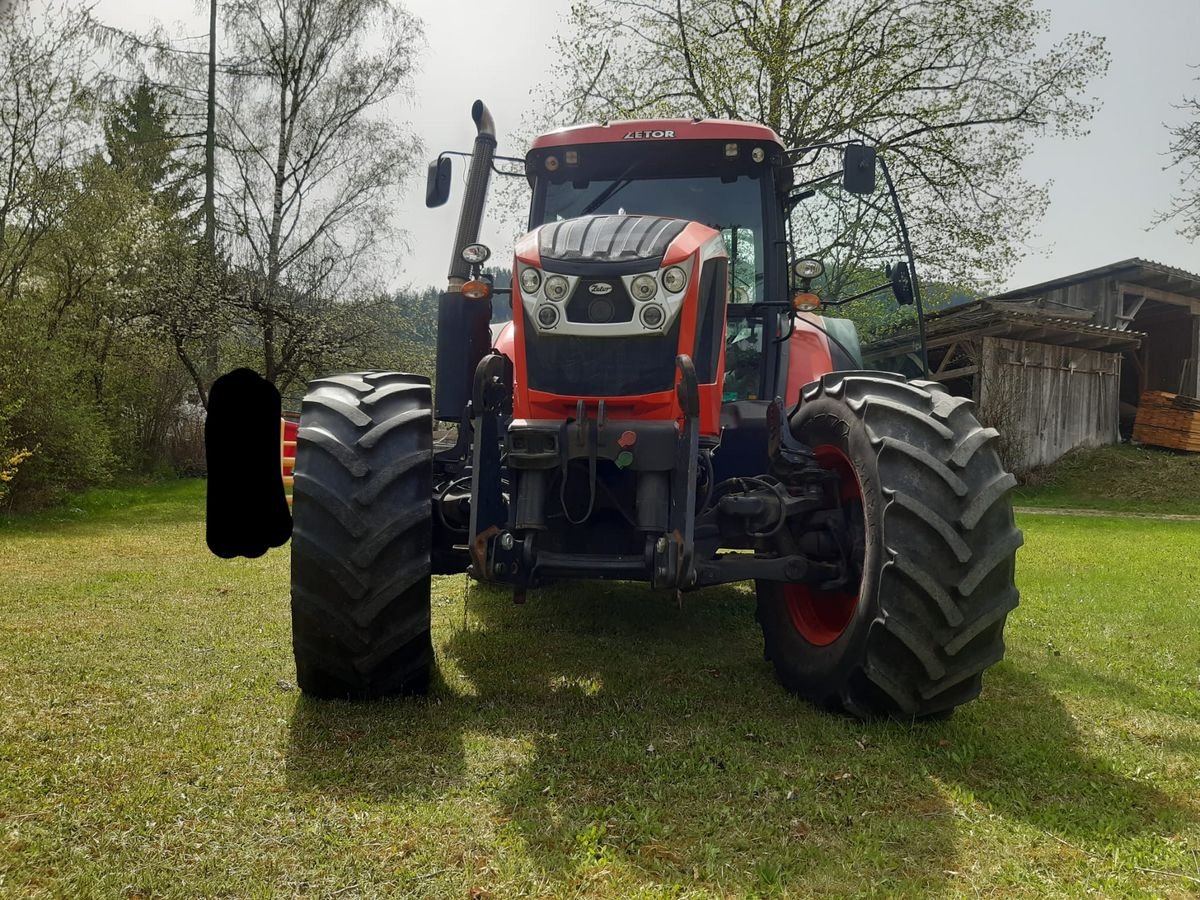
(1016, 443, 1200, 514)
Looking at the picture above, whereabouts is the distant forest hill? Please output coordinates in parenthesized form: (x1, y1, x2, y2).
(392, 267, 513, 344)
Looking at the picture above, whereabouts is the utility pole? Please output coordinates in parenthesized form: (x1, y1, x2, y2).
(204, 0, 217, 252)
(203, 0, 220, 390)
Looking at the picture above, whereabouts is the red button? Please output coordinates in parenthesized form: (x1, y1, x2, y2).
(618, 430, 637, 449)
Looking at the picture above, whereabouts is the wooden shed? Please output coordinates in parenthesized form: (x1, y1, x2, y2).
(988, 258, 1200, 413)
(864, 300, 1144, 472)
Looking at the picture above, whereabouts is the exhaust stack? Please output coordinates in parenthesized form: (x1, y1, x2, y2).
(436, 100, 497, 421)
(447, 100, 496, 288)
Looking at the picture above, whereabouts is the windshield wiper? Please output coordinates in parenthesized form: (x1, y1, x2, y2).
(580, 161, 640, 216)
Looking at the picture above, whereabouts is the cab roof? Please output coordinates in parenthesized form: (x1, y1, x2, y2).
(529, 119, 785, 152)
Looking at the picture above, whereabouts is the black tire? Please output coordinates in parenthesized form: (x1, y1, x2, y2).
(290, 371, 434, 699)
(756, 372, 1022, 719)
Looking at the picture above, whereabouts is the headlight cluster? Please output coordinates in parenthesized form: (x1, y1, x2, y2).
(518, 259, 691, 333)
(519, 265, 571, 331)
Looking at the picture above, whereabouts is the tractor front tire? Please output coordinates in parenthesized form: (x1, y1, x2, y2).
(290, 372, 434, 699)
(756, 372, 1022, 719)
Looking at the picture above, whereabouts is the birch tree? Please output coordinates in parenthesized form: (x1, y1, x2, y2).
(217, 0, 423, 389)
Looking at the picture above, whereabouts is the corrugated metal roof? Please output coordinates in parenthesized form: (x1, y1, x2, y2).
(992, 258, 1200, 301)
(864, 298, 1145, 359)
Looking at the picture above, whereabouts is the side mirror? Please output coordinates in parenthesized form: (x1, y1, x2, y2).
(425, 157, 452, 208)
(888, 261, 915, 306)
(843, 144, 876, 195)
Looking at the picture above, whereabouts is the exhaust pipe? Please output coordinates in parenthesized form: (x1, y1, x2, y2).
(447, 100, 496, 288)
(436, 100, 497, 421)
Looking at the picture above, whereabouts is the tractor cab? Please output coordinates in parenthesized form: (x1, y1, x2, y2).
(523, 120, 789, 405)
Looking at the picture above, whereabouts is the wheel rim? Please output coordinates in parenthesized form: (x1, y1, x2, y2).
(783, 444, 864, 646)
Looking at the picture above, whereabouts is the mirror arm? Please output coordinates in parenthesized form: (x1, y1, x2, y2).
(785, 189, 815, 213)
(822, 282, 894, 307)
(437, 149, 527, 178)
(792, 171, 842, 192)
(878, 155, 929, 376)
(490, 153, 527, 179)
(781, 138, 866, 162)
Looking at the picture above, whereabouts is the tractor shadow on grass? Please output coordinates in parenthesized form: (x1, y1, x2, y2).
(286, 579, 1191, 893)
(285, 666, 473, 803)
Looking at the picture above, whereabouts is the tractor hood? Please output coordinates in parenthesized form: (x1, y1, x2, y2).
(537, 215, 689, 274)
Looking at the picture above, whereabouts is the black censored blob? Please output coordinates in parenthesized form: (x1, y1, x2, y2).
(205, 368, 293, 558)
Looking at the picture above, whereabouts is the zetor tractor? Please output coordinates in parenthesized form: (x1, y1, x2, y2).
(281, 101, 1022, 719)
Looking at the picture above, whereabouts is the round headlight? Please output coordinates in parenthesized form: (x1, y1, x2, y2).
(630, 274, 658, 301)
(461, 243, 491, 265)
(793, 258, 824, 279)
(536, 305, 559, 328)
(544, 275, 570, 301)
(661, 266, 687, 293)
(519, 267, 542, 294)
(640, 305, 665, 328)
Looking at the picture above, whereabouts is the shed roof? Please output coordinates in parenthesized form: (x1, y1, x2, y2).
(864, 298, 1145, 361)
(991, 258, 1200, 302)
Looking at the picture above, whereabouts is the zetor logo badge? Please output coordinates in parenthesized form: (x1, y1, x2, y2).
(589, 282, 614, 295)
(623, 129, 675, 140)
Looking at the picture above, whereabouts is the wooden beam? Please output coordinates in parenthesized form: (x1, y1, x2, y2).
(1115, 281, 1200, 313)
(927, 365, 979, 383)
(1116, 292, 1147, 330)
(933, 340, 960, 375)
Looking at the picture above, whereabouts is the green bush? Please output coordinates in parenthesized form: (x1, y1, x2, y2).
(0, 329, 115, 509)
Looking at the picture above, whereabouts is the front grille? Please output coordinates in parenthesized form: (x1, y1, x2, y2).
(565, 278, 635, 324)
(524, 312, 680, 397)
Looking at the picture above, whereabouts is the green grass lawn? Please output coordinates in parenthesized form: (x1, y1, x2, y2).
(1015, 443, 1200, 515)
(2, 480, 1199, 897)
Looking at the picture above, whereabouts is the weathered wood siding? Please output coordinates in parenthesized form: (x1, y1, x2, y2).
(1035, 276, 1119, 325)
(979, 337, 1121, 471)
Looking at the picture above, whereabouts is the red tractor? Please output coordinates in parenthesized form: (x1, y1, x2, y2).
(263, 102, 1020, 718)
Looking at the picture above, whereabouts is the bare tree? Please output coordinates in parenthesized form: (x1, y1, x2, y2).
(0, 2, 97, 302)
(1157, 74, 1200, 240)
(541, 0, 1108, 288)
(216, 0, 423, 386)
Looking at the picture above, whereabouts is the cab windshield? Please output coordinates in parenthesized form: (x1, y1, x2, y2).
(539, 174, 765, 304)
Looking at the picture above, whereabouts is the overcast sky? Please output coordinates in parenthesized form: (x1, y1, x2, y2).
(90, 0, 1200, 292)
